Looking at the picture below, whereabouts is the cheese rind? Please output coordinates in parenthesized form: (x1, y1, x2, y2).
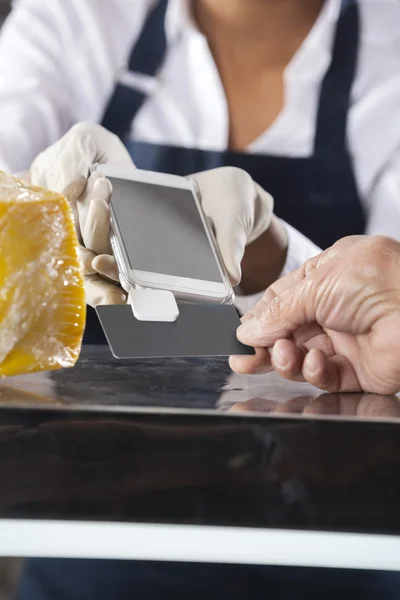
(0, 171, 86, 377)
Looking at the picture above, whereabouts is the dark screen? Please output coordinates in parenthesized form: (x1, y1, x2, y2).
(110, 177, 223, 282)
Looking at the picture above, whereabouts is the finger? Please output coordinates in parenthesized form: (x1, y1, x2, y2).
(302, 348, 339, 391)
(90, 122, 135, 166)
(84, 275, 127, 308)
(248, 182, 274, 242)
(79, 175, 112, 246)
(247, 246, 331, 320)
(237, 275, 320, 347)
(245, 236, 367, 326)
(252, 260, 312, 312)
(302, 348, 362, 393)
(83, 197, 112, 255)
(270, 339, 307, 382)
(92, 254, 120, 282)
(78, 246, 96, 275)
(191, 168, 253, 286)
(240, 238, 358, 325)
(240, 312, 254, 324)
(30, 133, 89, 199)
(238, 259, 320, 334)
(30, 152, 87, 200)
(216, 222, 246, 286)
(30, 122, 132, 201)
(229, 347, 272, 375)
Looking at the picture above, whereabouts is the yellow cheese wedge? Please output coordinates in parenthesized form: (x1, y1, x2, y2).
(0, 171, 86, 377)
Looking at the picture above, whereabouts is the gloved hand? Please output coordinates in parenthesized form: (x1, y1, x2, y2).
(31, 122, 274, 306)
(79, 166, 275, 302)
(30, 122, 133, 306)
(231, 235, 400, 395)
(190, 168, 274, 285)
(31, 122, 133, 208)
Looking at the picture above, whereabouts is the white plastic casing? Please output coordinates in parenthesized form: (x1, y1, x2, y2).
(94, 164, 234, 306)
(128, 289, 179, 322)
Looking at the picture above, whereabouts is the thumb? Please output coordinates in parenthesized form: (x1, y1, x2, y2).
(92, 254, 120, 283)
(236, 277, 318, 346)
(214, 220, 247, 286)
(84, 275, 127, 308)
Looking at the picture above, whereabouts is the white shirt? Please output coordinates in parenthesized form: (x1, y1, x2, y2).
(0, 0, 400, 311)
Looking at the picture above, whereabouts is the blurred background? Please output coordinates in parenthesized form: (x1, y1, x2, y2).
(0, 7, 20, 597)
(0, 0, 22, 592)
(0, 0, 9, 25)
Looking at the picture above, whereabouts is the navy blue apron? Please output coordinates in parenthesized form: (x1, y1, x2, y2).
(84, 0, 365, 344)
(17, 558, 400, 600)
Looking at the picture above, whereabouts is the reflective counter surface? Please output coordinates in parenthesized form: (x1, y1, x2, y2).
(1, 345, 400, 421)
(1, 346, 400, 569)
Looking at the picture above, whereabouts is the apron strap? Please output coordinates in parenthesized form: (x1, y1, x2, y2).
(104, 0, 359, 158)
(101, 0, 168, 139)
(314, 0, 360, 158)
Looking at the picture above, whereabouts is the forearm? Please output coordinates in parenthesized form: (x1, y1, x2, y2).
(239, 216, 288, 294)
(239, 216, 322, 295)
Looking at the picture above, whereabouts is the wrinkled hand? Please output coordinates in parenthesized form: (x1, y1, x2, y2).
(30, 123, 133, 306)
(231, 236, 400, 395)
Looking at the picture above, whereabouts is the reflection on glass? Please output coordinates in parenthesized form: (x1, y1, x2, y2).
(0, 347, 399, 423)
(228, 393, 400, 420)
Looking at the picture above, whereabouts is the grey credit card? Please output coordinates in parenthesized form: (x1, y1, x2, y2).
(96, 304, 255, 359)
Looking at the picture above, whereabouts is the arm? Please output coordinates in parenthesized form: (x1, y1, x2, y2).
(0, 0, 148, 173)
(239, 217, 321, 296)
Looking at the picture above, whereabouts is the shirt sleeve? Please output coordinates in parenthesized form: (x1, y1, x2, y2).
(0, 0, 150, 174)
(235, 150, 400, 315)
(279, 220, 322, 277)
(364, 150, 400, 240)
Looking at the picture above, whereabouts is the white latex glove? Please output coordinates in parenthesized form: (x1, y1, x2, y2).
(75, 171, 127, 306)
(190, 167, 273, 285)
(31, 122, 133, 211)
(31, 121, 274, 305)
(30, 122, 133, 306)
(83, 167, 274, 302)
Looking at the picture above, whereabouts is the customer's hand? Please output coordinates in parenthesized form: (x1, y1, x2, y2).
(231, 236, 400, 395)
